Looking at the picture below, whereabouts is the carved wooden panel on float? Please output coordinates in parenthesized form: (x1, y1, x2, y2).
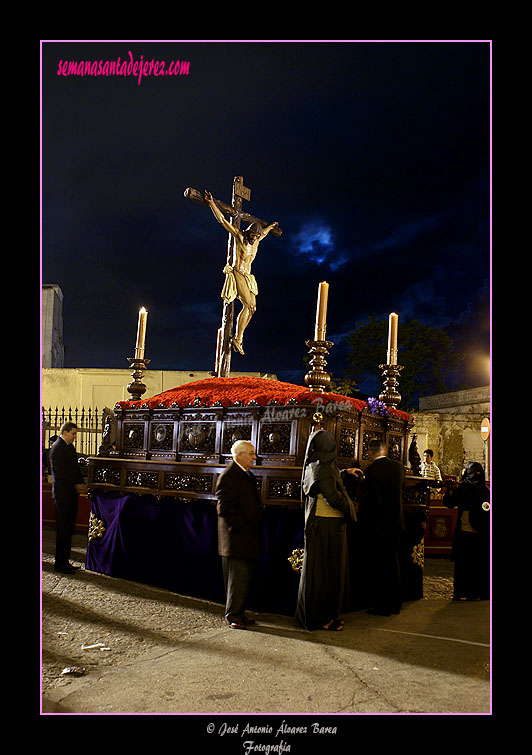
(87, 376, 418, 507)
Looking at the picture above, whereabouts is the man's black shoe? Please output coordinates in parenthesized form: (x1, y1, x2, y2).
(54, 564, 77, 574)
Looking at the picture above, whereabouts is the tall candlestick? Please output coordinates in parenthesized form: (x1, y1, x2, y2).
(314, 281, 329, 340)
(387, 312, 398, 365)
(135, 307, 148, 359)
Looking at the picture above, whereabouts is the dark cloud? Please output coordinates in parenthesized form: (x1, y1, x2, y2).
(42, 40, 490, 392)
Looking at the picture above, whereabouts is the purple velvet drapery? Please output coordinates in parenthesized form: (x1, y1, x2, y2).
(86, 492, 423, 615)
(86, 491, 305, 615)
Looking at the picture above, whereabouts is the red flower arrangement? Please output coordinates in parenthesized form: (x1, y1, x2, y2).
(116, 376, 412, 421)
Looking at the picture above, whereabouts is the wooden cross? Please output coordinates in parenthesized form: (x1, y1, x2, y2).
(184, 176, 282, 377)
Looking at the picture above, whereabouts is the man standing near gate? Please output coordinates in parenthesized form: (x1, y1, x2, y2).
(49, 422, 87, 574)
(215, 440, 263, 629)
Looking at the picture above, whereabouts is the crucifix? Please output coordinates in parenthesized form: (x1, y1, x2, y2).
(184, 176, 282, 377)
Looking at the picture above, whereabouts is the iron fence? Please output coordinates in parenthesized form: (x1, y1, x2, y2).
(42, 406, 109, 459)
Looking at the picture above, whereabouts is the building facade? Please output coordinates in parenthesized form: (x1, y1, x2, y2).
(411, 386, 490, 479)
(42, 284, 64, 368)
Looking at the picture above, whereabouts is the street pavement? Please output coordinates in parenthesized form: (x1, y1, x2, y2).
(41, 527, 490, 724)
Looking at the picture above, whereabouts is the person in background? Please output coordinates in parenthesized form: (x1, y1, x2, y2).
(421, 449, 442, 483)
(49, 423, 87, 574)
(215, 440, 263, 629)
(443, 461, 490, 601)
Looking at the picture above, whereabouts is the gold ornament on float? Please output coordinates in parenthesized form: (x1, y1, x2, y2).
(288, 548, 304, 572)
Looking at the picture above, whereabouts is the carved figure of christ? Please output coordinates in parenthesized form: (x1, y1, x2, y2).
(183, 178, 282, 376)
(204, 189, 278, 356)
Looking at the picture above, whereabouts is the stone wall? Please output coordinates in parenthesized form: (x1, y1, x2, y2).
(411, 386, 490, 479)
(418, 386, 489, 415)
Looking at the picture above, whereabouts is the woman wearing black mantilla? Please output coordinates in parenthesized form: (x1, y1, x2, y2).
(296, 429, 358, 631)
(443, 461, 490, 601)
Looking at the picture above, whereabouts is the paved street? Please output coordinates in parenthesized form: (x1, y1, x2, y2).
(41, 527, 490, 722)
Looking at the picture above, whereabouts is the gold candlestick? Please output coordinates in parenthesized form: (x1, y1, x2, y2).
(127, 356, 151, 402)
(379, 362, 403, 408)
(304, 339, 334, 393)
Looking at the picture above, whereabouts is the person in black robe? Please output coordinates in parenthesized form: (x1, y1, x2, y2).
(357, 438, 406, 616)
(443, 461, 490, 600)
(296, 430, 357, 631)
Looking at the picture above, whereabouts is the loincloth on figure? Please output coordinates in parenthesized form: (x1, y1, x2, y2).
(221, 265, 257, 310)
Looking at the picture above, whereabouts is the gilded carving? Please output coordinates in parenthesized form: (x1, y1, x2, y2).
(88, 512, 106, 541)
(411, 540, 424, 567)
(288, 548, 304, 572)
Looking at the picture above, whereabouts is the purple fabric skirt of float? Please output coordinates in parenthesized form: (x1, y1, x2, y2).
(86, 492, 423, 615)
(86, 491, 305, 615)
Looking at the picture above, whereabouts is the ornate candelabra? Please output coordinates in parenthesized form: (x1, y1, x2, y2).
(378, 362, 403, 409)
(304, 339, 334, 393)
(126, 356, 151, 402)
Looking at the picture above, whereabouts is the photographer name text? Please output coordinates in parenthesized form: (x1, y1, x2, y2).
(206, 720, 338, 752)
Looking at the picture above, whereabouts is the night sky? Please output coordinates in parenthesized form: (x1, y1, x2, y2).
(41, 40, 490, 395)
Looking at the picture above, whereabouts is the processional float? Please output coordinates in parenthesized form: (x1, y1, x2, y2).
(86, 176, 429, 613)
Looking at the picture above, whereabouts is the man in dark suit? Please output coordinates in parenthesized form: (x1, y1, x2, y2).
(215, 440, 263, 629)
(360, 437, 405, 616)
(49, 422, 87, 574)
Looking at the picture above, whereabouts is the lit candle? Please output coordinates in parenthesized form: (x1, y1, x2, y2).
(314, 281, 329, 340)
(135, 307, 148, 359)
(387, 312, 398, 364)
